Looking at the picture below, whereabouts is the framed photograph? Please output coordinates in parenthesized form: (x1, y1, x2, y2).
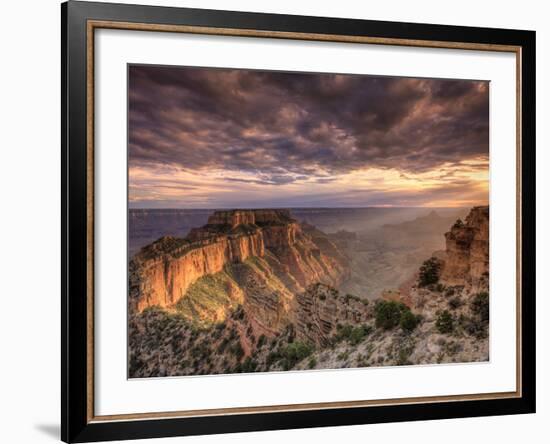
(61, 1, 536, 442)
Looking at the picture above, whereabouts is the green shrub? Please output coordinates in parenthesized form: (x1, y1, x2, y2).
(448, 297, 462, 310)
(283, 323, 296, 343)
(337, 351, 350, 361)
(453, 219, 465, 229)
(230, 342, 244, 360)
(399, 310, 420, 332)
(349, 326, 368, 345)
(396, 344, 414, 365)
(458, 293, 489, 339)
(444, 287, 456, 297)
(335, 324, 353, 342)
(280, 341, 314, 370)
(461, 316, 488, 339)
(235, 306, 245, 320)
(257, 334, 267, 348)
(344, 293, 361, 304)
(307, 357, 317, 369)
(240, 357, 258, 373)
(445, 341, 462, 355)
(418, 257, 442, 287)
(471, 292, 489, 322)
(190, 342, 210, 359)
(361, 324, 374, 336)
(375, 300, 408, 330)
(334, 324, 371, 344)
(217, 337, 230, 353)
(266, 350, 281, 367)
(436, 310, 454, 334)
(374, 301, 420, 332)
(129, 354, 144, 374)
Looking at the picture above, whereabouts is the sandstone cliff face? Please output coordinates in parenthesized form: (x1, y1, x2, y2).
(130, 230, 264, 312)
(130, 210, 348, 322)
(440, 206, 489, 291)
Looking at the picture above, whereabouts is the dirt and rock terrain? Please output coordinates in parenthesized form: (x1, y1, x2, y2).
(129, 206, 489, 377)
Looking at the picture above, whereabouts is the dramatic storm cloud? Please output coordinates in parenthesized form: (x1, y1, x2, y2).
(129, 65, 489, 208)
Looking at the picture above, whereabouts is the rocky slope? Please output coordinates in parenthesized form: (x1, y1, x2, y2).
(129, 206, 489, 377)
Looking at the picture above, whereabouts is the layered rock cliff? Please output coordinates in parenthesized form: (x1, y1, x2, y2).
(294, 283, 371, 346)
(440, 206, 489, 291)
(129, 210, 349, 325)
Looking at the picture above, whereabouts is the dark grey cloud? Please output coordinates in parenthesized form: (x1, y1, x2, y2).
(129, 65, 489, 181)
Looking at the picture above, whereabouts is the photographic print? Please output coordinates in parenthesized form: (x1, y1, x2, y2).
(128, 65, 490, 378)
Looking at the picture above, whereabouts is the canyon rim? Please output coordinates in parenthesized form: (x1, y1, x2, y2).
(128, 65, 490, 378)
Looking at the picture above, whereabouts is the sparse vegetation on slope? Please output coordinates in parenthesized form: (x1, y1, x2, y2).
(471, 292, 489, 322)
(175, 271, 242, 324)
(435, 310, 454, 334)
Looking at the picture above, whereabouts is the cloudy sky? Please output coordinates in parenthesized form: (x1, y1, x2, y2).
(128, 65, 489, 209)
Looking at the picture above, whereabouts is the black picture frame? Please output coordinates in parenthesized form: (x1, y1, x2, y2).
(61, 1, 536, 442)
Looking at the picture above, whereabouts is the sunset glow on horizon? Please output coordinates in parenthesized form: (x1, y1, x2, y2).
(129, 66, 489, 209)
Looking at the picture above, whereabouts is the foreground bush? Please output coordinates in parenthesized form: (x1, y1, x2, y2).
(436, 310, 454, 334)
(375, 300, 406, 329)
(471, 292, 489, 322)
(280, 341, 314, 370)
(418, 257, 442, 287)
(459, 314, 488, 339)
(374, 300, 419, 332)
(400, 310, 420, 333)
(335, 324, 372, 344)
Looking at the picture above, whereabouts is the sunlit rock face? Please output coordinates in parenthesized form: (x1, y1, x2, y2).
(440, 206, 489, 291)
(129, 231, 265, 312)
(129, 210, 349, 328)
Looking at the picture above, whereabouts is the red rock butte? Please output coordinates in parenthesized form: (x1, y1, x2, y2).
(129, 209, 349, 320)
(206, 209, 294, 228)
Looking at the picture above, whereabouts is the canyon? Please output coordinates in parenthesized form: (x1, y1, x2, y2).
(129, 206, 490, 377)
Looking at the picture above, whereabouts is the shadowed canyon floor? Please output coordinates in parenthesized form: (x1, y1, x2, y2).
(128, 207, 489, 377)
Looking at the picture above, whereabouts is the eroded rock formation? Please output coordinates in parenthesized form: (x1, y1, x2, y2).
(129, 210, 349, 323)
(440, 206, 489, 291)
(294, 283, 370, 346)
